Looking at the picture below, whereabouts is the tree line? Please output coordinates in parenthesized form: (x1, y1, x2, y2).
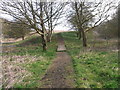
(95, 8, 119, 39)
(2, 19, 31, 40)
(0, 0, 118, 51)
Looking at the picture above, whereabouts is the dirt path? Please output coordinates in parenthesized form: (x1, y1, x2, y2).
(40, 34, 75, 88)
(57, 34, 66, 52)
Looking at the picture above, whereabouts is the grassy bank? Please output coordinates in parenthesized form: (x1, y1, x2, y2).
(62, 31, 119, 88)
(2, 35, 57, 88)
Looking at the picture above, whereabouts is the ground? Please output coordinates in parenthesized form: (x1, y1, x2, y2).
(1, 31, 119, 88)
(40, 34, 75, 88)
(2, 35, 57, 88)
(62, 31, 118, 88)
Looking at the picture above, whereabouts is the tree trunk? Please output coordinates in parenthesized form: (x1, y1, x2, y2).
(81, 29, 87, 47)
(78, 29, 82, 40)
(76, 32, 79, 37)
(22, 36, 24, 40)
(47, 32, 52, 42)
(41, 34, 47, 51)
(40, 2, 47, 51)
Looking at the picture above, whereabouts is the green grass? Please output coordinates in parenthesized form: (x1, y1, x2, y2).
(3, 32, 119, 88)
(3, 35, 57, 57)
(14, 58, 52, 88)
(3, 35, 57, 88)
(62, 31, 119, 88)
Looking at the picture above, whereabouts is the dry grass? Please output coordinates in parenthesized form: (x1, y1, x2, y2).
(1, 54, 44, 88)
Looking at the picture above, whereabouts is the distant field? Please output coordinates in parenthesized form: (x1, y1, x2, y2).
(1, 30, 69, 44)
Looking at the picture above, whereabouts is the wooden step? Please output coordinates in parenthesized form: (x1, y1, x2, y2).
(57, 44, 66, 52)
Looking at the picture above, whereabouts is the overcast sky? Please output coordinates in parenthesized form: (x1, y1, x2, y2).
(0, 0, 119, 31)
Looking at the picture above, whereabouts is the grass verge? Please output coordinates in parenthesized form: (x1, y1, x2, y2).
(62, 31, 119, 88)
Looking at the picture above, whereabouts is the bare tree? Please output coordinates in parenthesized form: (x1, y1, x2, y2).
(97, 7, 119, 39)
(44, 2, 66, 42)
(0, 0, 66, 51)
(68, 0, 117, 47)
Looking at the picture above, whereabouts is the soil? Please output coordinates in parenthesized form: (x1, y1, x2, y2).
(40, 34, 75, 88)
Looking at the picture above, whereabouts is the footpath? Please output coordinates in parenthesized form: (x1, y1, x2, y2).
(41, 34, 75, 88)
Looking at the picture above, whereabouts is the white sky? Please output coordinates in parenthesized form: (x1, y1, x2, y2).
(0, 0, 119, 31)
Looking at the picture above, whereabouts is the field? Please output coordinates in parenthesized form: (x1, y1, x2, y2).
(62, 31, 119, 88)
(2, 35, 57, 88)
(1, 31, 119, 88)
